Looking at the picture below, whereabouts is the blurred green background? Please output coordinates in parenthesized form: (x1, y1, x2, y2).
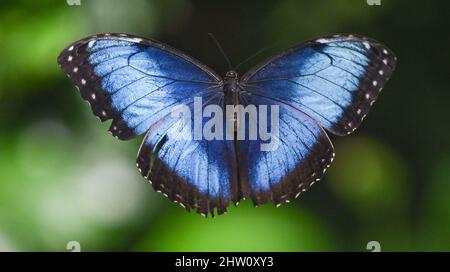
(0, 0, 449, 252)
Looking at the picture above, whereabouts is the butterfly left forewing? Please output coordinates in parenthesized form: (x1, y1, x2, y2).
(58, 33, 221, 140)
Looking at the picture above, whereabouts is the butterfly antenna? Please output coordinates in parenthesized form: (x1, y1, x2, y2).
(208, 33, 233, 71)
(233, 45, 274, 71)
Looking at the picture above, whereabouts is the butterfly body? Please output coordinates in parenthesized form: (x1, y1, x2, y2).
(58, 33, 396, 217)
(221, 70, 240, 107)
(223, 70, 239, 90)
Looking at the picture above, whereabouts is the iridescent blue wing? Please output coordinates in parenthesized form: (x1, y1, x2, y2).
(237, 34, 396, 205)
(58, 33, 221, 140)
(136, 94, 239, 216)
(241, 34, 397, 136)
(235, 93, 334, 206)
(58, 34, 238, 216)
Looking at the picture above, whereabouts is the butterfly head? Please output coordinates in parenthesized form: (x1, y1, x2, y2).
(225, 70, 238, 79)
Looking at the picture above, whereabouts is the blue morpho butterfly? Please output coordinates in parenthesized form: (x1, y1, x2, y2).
(58, 33, 396, 217)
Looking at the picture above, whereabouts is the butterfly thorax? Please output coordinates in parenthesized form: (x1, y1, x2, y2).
(223, 70, 240, 92)
(223, 70, 241, 107)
